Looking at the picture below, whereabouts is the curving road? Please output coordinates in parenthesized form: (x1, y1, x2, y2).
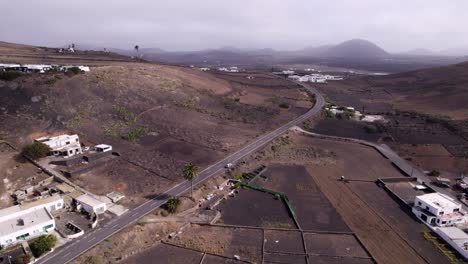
(37, 84, 325, 264)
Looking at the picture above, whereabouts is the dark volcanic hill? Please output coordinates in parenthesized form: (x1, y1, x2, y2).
(321, 39, 389, 59)
(319, 61, 468, 120)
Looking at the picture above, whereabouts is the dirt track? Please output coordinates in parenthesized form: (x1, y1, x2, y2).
(307, 166, 427, 264)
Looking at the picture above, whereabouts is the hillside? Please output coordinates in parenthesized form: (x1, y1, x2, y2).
(316, 61, 468, 120)
(0, 41, 131, 65)
(0, 43, 312, 204)
(371, 61, 468, 119)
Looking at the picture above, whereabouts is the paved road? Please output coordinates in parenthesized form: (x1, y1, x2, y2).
(37, 84, 325, 264)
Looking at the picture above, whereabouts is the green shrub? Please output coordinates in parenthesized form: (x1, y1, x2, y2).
(364, 125, 378, 134)
(113, 105, 137, 123)
(428, 170, 441, 177)
(165, 197, 180, 213)
(21, 142, 51, 159)
(15, 254, 32, 264)
(122, 127, 148, 142)
(85, 256, 103, 264)
(0, 70, 22, 81)
(68, 67, 81, 75)
(30, 235, 57, 257)
(278, 102, 289, 109)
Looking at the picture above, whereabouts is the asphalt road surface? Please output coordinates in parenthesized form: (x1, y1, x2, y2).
(37, 84, 325, 264)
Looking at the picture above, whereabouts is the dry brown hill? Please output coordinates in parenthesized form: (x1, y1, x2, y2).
(0, 42, 311, 204)
(318, 61, 468, 120)
(0, 41, 131, 65)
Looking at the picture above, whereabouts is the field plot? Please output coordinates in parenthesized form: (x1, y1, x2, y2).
(201, 255, 245, 264)
(264, 230, 304, 254)
(394, 143, 468, 180)
(312, 119, 382, 142)
(218, 188, 296, 228)
(153, 137, 223, 167)
(211, 72, 300, 89)
(74, 158, 173, 206)
(168, 225, 263, 263)
(252, 164, 350, 231)
(125, 243, 203, 264)
(264, 253, 307, 264)
(307, 255, 375, 264)
(385, 115, 466, 145)
(304, 233, 369, 258)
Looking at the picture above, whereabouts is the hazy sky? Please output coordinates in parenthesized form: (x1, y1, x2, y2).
(2, 0, 467, 52)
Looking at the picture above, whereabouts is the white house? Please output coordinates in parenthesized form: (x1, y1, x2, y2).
(75, 195, 106, 215)
(412, 193, 467, 227)
(0, 195, 63, 248)
(23, 64, 52, 73)
(35, 134, 82, 158)
(199, 67, 210, 71)
(282, 70, 295, 75)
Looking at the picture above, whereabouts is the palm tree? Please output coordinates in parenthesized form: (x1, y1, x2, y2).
(183, 162, 199, 199)
(134, 45, 140, 59)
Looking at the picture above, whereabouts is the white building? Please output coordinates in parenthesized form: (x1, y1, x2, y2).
(95, 144, 112, 153)
(282, 70, 295, 75)
(0, 195, 63, 248)
(22, 64, 52, 73)
(75, 195, 106, 215)
(287, 75, 300, 81)
(412, 193, 467, 227)
(35, 134, 82, 158)
(199, 67, 210, 71)
(435, 227, 468, 259)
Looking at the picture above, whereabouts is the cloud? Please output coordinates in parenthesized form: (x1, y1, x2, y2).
(1, 0, 467, 52)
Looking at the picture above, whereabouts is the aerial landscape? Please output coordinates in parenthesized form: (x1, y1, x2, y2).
(1, 1, 468, 264)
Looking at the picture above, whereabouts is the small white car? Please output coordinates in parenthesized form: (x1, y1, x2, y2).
(225, 163, 233, 169)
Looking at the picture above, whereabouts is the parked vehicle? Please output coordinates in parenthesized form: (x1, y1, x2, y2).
(456, 177, 468, 190)
(432, 177, 451, 188)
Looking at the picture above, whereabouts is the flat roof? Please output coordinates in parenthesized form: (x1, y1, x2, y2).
(20, 195, 62, 210)
(438, 227, 468, 240)
(0, 206, 21, 219)
(417, 193, 460, 209)
(76, 194, 105, 208)
(0, 208, 53, 237)
(95, 144, 111, 148)
(56, 183, 75, 194)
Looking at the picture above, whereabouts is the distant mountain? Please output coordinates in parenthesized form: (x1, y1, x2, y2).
(320, 39, 389, 58)
(76, 39, 466, 73)
(439, 47, 468, 57)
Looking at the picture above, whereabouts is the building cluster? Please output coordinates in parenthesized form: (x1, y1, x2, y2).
(218, 66, 239, 72)
(0, 195, 63, 248)
(412, 193, 468, 259)
(0, 63, 90, 74)
(288, 74, 343, 83)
